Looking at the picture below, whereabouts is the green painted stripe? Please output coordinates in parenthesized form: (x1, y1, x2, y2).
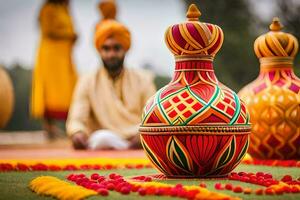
(237, 139, 249, 162)
(142, 140, 167, 174)
(156, 88, 173, 125)
(141, 100, 156, 124)
(184, 86, 221, 125)
(157, 86, 189, 125)
(160, 86, 187, 102)
(245, 112, 250, 125)
(141, 87, 167, 124)
(186, 86, 207, 105)
(229, 92, 241, 125)
(211, 105, 231, 120)
(216, 136, 236, 170)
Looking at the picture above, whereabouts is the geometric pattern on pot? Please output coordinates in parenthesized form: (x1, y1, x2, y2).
(142, 82, 250, 126)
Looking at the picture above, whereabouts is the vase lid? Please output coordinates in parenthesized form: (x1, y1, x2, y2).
(254, 17, 299, 59)
(165, 4, 224, 58)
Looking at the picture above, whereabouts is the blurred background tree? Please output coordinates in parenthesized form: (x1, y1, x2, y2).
(272, 0, 300, 74)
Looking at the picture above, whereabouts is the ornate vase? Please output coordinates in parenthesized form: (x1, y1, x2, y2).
(0, 66, 14, 128)
(239, 18, 300, 160)
(139, 4, 251, 178)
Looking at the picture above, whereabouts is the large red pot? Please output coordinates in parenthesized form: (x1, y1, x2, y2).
(139, 4, 251, 178)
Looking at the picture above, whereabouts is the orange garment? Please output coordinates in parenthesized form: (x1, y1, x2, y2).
(94, 0, 130, 51)
(94, 20, 131, 51)
(31, 3, 77, 119)
(98, 0, 117, 20)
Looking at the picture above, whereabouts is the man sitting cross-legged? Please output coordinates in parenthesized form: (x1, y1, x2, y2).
(66, 0, 156, 150)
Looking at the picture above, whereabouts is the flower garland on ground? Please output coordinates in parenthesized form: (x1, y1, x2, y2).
(213, 171, 300, 195)
(1, 154, 300, 172)
(0, 158, 152, 172)
(29, 176, 97, 200)
(147, 171, 300, 196)
(30, 171, 300, 200)
(65, 173, 239, 200)
(7, 152, 298, 199)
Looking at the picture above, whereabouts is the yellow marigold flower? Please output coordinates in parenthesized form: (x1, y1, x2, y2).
(29, 176, 97, 200)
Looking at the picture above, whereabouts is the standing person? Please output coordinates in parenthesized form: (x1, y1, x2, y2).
(31, 0, 77, 139)
(66, 0, 156, 150)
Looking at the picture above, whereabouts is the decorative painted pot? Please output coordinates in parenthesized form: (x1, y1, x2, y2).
(239, 18, 300, 160)
(0, 66, 14, 128)
(139, 4, 251, 178)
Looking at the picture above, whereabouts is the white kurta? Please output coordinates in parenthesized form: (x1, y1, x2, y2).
(66, 67, 156, 139)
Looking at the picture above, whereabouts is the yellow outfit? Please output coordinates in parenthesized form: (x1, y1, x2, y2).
(31, 3, 77, 119)
(66, 67, 156, 139)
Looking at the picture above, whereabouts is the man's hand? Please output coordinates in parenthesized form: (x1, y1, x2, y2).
(128, 134, 142, 149)
(71, 131, 88, 150)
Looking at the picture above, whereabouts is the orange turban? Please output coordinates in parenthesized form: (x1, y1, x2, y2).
(94, 0, 131, 51)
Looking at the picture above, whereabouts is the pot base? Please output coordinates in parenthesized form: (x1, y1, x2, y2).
(165, 174, 229, 179)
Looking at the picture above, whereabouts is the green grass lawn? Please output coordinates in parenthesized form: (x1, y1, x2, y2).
(0, 164, 299, 200)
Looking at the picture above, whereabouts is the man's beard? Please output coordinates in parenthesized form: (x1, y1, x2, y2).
(102, 56, 125, 74)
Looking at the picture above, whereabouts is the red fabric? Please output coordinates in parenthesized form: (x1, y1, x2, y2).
(44, 110, 68, 120)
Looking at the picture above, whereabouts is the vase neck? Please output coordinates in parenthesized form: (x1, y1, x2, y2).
(171, 56, 218, 85)
(259, 57, 294, 74)
(175, 60, 214, 71)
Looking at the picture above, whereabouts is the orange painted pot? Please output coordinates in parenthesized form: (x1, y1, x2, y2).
(239, 18, 300, 160)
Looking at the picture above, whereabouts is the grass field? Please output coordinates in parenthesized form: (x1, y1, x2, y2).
(0, 164, 299, 200)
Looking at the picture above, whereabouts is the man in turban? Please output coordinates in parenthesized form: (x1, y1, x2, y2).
(66, 0, 156, 150)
